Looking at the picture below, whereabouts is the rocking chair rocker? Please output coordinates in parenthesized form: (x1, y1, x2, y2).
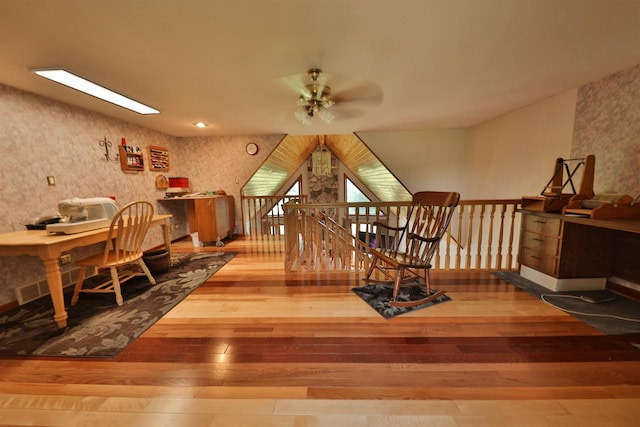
(364, 191, 460, 307)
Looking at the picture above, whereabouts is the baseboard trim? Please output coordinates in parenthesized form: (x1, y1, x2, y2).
(520, 265, 607, 292)
(0, 300, 19, 315)
(607, 277, 640, 302)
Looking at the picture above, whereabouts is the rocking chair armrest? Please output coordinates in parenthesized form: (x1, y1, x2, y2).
(372, 221, 403, 232)
(407, 233, 440, 244)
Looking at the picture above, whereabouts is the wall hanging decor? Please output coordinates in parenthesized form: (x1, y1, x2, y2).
(98, 137, 118, 162)
(148, 146, 170, 171)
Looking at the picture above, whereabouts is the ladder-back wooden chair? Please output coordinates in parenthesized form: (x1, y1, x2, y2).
(71, 200, 156, 306)
(364, 191, 460, 307)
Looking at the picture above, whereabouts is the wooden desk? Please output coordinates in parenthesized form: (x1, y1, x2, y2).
(518, 210, 640, 291)
(0, 214, 172, 328)
(561, 215, 640, 235)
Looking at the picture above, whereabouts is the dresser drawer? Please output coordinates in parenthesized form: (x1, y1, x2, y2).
(520, 230, 560, 256)
(519, 247, 558, 276)
(522, 214, 561, 236)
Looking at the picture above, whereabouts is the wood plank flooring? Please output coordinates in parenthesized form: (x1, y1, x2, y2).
(1, 236, 640, 426)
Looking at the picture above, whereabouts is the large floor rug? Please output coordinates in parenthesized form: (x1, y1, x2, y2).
(352, 283, 451, 318)
(493, 270, 640, 335)
(0, 251, 236, 358)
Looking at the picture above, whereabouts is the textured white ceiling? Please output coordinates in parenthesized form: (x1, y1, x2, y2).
(2, 0, 640, 137)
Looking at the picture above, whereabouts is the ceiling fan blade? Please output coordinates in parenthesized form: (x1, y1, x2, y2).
(280, 74, 312, 98)
(333, 83, 383, 106)
(330, 105, 368, 119)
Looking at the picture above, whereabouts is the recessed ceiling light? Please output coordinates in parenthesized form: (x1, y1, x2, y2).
(33, 69, 159, 115)
(194, 122, 207, 128)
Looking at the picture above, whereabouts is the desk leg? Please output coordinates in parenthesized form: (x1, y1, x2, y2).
(43, 258, 68, 329)
(161, 218, 172, 265)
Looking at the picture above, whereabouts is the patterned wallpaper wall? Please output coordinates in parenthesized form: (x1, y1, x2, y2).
(0, 84, 281, 305)
(571, 64, 640, 197)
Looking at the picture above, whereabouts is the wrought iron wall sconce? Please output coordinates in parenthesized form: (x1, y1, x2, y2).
(99, 137, 119, 162)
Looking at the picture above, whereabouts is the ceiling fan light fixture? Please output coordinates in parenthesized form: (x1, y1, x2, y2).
(294, 105, 312, 125)
(294, 68, 335, 125)
(317, 107, 334, 124)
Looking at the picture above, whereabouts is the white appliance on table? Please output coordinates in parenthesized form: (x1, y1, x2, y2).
(46, 197, 119, 234)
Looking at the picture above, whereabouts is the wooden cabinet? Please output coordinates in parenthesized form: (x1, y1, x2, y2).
(518, 211, 612, 291)
(186, 196, 235, 244)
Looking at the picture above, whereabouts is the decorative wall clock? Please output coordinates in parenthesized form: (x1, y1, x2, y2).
(246, 142, 259, 155)
(155, 174, 168, 189)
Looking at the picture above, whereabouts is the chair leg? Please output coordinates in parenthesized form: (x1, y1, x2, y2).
(138, 259, 156, 285)
(110, 267, 124, 306)
(424, 268, 432, 294)
(71, 266, 87, 306)
(365, 254, 378, 281)
(391, 267, 403, 302)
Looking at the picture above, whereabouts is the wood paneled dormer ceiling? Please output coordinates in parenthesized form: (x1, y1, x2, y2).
(242, 134, 411, 202)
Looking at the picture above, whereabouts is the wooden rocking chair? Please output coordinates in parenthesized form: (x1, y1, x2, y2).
(364, 191, 460, 307)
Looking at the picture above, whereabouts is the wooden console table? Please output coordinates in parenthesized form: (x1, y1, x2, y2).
(518, 210, 640, 291)
(0, 214, 172, 328)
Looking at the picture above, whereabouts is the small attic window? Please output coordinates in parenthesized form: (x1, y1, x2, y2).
(346, 178, 376, 215)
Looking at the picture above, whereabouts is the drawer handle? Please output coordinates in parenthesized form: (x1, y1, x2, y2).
(532, 238, 545, 242)
(533, 220, 547, 224)
(530, 255, 542, 261)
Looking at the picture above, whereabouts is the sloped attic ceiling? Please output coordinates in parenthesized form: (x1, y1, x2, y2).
(242, 134, 411, 202)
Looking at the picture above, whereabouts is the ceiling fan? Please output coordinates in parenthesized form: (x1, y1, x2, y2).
(283, 68, 383, 125)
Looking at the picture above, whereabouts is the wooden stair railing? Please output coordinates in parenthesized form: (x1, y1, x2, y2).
(242, 195, 308, 238)
(283, 199, 522, 273)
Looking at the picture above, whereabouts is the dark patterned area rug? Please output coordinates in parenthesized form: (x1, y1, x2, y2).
(0, 251, 236, 358)
(352, 283, 451, 318)
(493, 270, 640, 335)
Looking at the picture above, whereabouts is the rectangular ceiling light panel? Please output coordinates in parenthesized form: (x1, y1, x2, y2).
(34, 69, 159, 115)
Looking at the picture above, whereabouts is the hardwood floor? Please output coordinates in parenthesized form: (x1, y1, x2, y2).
(1, 236, 640, 426)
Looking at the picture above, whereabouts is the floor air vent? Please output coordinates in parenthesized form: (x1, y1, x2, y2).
(15, 282, 42, 305)
(14, 268, 86, 305)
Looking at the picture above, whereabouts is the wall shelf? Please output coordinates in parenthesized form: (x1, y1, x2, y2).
(119, 145, 144, 171)
(148, 145, 170, 171)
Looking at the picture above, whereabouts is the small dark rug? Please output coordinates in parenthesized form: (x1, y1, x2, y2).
(352, 283, 451, 319)
(0, 251, 236, 358)
(493, 271, 640, 335)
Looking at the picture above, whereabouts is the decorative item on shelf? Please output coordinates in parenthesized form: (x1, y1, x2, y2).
(563, 193, 640, 219)
(521, 155, 595, 213)
(148, 145, 170, 171)
(119, 144, 145, 172)
(155, 175, 168, 190)
(98, 137, 118, 162)
(165, 176, 191, 197)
